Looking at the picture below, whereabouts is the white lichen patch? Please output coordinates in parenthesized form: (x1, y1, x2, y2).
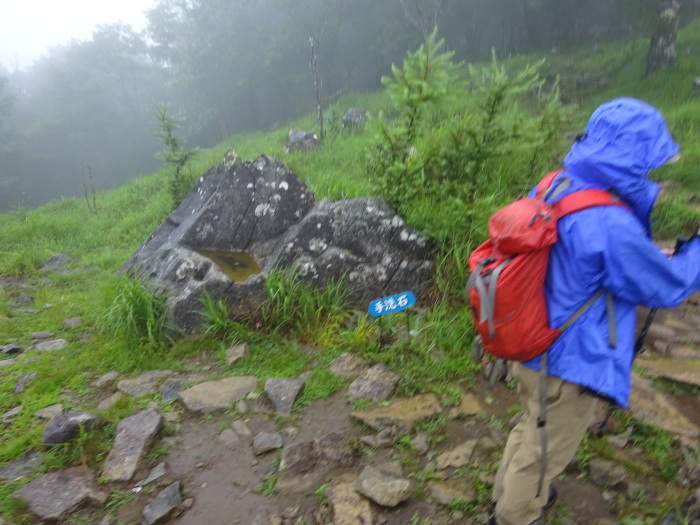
(175, 260, 196, 281)
(197, 223, 214, 238)
(391, 216, 404, 227)
(399, 230, 417, 242)
(271, 193, 282, 202)
(297, 261, 318, 278)
(247, 183, 254, 189)
(309, 238, 328, 253)
(279, 181, 289, 191)
(255, 203, 274, 217)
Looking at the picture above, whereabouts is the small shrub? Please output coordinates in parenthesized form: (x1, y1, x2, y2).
(152, 104, 198, 208)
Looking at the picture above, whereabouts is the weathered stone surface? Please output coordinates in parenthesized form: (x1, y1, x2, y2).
(121, 155, 435, 335)
(31, 331, 54, 340)
(629, 373, 699, 446)
(1, 343, 22, 355)
(33, 339, 69, 351)
(13, 467, 107, 521)
(0, 452, 43, 483)
(135, 462, 167, 488)
(265, 378, 304, 414)
(2, 405, 22, 424)
(117, 370, 173, 397)
(0, 358, 16, 367)
(606, 427, 634, 449)
(41, 253, 73, 271)
(347, 363, 400, 402)
(286, 129, 318, 152)
(42, 411, 100, 447)
(351, 394, 442, 431)
(97, 392, 124, 412)
(225, 343, 250, 366)
(63, 317, 83, 329)
(277, 431, 358, 494)
(356, 465, 414, 507)
(588, 458, 627, 488)
(14, 371, 38, 394)
(427, 480, 477, 505)
(341, 108, 368, 129)
(217, 429, 241, 447)
(104, 409, 161, 481)
(141, 481, 182, 525)
(159, 375, 203, 403)
(436, 439, 478, 470)
(448, 393, 484, 418)
(95, 371, 120, 387)
(329, 353, 366, 379)
(327, 473, 373, 525)
(636, 357, 700, 388)
(33, 404, 63, 421)
(232, 419, 252, 438)
(178, 376, 258, 413)
(253, 432, 284, 455)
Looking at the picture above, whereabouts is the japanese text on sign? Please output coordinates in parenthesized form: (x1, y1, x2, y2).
(368, 291, 416, 317)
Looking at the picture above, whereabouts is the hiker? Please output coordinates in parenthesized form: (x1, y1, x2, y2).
(488, 97, 700, 525)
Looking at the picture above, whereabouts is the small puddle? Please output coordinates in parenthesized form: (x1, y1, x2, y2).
(194, 249, 261, 282)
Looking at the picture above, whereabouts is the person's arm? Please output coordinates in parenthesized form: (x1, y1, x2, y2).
(599, 207, 700, 308)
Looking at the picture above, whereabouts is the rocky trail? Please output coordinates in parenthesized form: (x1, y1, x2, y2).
(1, 280, 699, 525)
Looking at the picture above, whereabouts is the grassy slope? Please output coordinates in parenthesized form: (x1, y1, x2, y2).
(1, 21, 699, 523)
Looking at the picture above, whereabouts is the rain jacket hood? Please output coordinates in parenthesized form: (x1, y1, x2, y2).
(563, 97, 680, 233)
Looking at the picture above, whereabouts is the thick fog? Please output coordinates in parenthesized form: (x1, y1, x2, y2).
(1, 0, 698, 211)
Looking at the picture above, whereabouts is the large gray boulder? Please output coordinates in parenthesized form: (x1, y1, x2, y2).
(122, 154, 435, 334)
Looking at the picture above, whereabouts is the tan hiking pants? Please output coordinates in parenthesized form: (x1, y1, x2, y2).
(492, 362, 598, 525)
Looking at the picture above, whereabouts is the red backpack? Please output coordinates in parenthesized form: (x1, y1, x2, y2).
(467, 171, 627, 361)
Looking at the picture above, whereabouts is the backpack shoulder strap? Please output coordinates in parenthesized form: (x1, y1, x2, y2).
(535, 170, 564, 198)
(553, 189, 629, 218)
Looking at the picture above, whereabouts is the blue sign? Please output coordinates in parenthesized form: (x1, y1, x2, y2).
(368, 291, 416, 317)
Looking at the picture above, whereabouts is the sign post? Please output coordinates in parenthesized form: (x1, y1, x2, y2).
(368, 291, 416, 348)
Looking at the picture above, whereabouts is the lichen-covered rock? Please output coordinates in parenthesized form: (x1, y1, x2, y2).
(286, 129, 318, 152)
(342, 108, 367, 129)
(122, 154, 435, 335)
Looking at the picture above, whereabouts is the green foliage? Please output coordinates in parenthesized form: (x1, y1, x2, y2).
(258, 270, 352, 345)
(295, 368, 346, 410)
(367, 28, 461, 208)
(254, 463, 279, 497)
(368, 42, 567, 262)
(101, 274, 171, 347)
(198, 290, 253, 341)
(152, 104, 198, 207)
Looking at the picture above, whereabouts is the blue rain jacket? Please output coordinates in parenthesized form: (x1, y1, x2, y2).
(523, 98, 700, 408)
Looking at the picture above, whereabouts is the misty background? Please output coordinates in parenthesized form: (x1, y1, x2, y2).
(1, 0, 699, 212)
